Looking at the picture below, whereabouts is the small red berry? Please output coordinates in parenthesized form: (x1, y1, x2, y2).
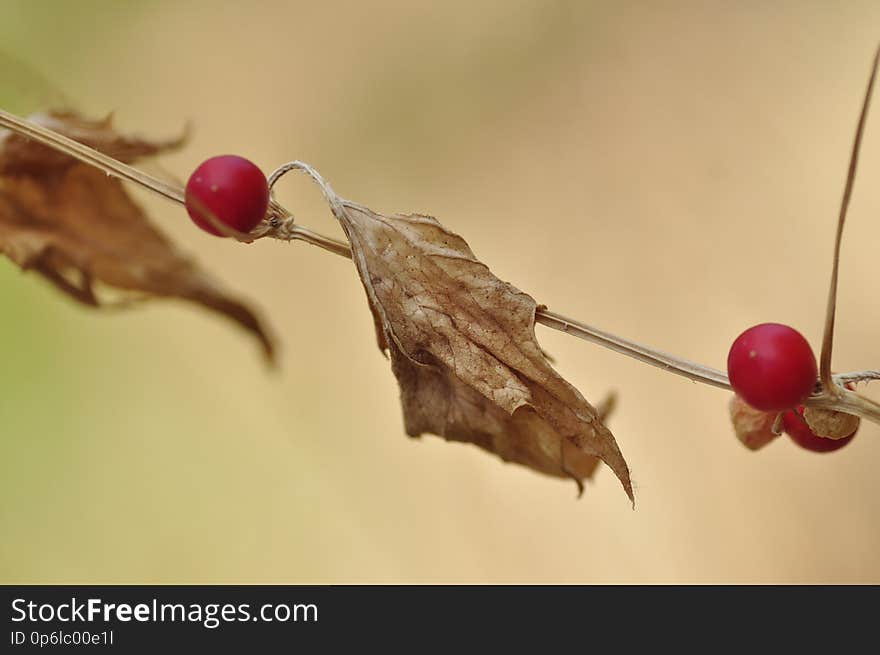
(782, 406, 856, 453)
(727, 323, 818, 412)
(185, 155, 269, 237)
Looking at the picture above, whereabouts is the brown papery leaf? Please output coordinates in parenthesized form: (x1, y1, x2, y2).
(334, 199, 632, 500)
(728, 394, 779, 451)
(0, 111, 275, 361)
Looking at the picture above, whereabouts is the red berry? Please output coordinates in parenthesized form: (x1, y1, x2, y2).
(185, 155, 269, 237)
(782, 406, 856, 453)
(727, 323, 818, 411)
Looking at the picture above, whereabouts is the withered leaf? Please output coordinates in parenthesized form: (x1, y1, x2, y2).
(332, 198, 632, 500)
(0, 111, 187, 174)
(0, 111, 275, 360)
(728, 394, 779, 451)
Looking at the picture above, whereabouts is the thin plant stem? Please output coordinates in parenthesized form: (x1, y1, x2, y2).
(819, 45, 880, 394)
(2, 109, 879, 423)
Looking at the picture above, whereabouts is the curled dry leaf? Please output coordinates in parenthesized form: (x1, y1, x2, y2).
(0, 111, 275, 361)
(803, 406, 861, 440)
(0, 111, 188, 174)
(327, 197, 632, 500)
(728, 394, 779, 451)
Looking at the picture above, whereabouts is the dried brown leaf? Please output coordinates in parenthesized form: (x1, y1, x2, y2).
(0, 111, 187, 174)
(0, 111, 275, 361)
(728, 394, 779, 451)
(333, 199, 632, 500)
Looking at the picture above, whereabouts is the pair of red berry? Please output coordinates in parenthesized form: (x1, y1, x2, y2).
(727, 323, 857, 452)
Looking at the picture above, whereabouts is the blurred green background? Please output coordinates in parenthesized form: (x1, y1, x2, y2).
(2, 0, 880, 583)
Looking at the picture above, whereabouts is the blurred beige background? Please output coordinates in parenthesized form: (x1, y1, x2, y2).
(1, 0, 879, 583)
